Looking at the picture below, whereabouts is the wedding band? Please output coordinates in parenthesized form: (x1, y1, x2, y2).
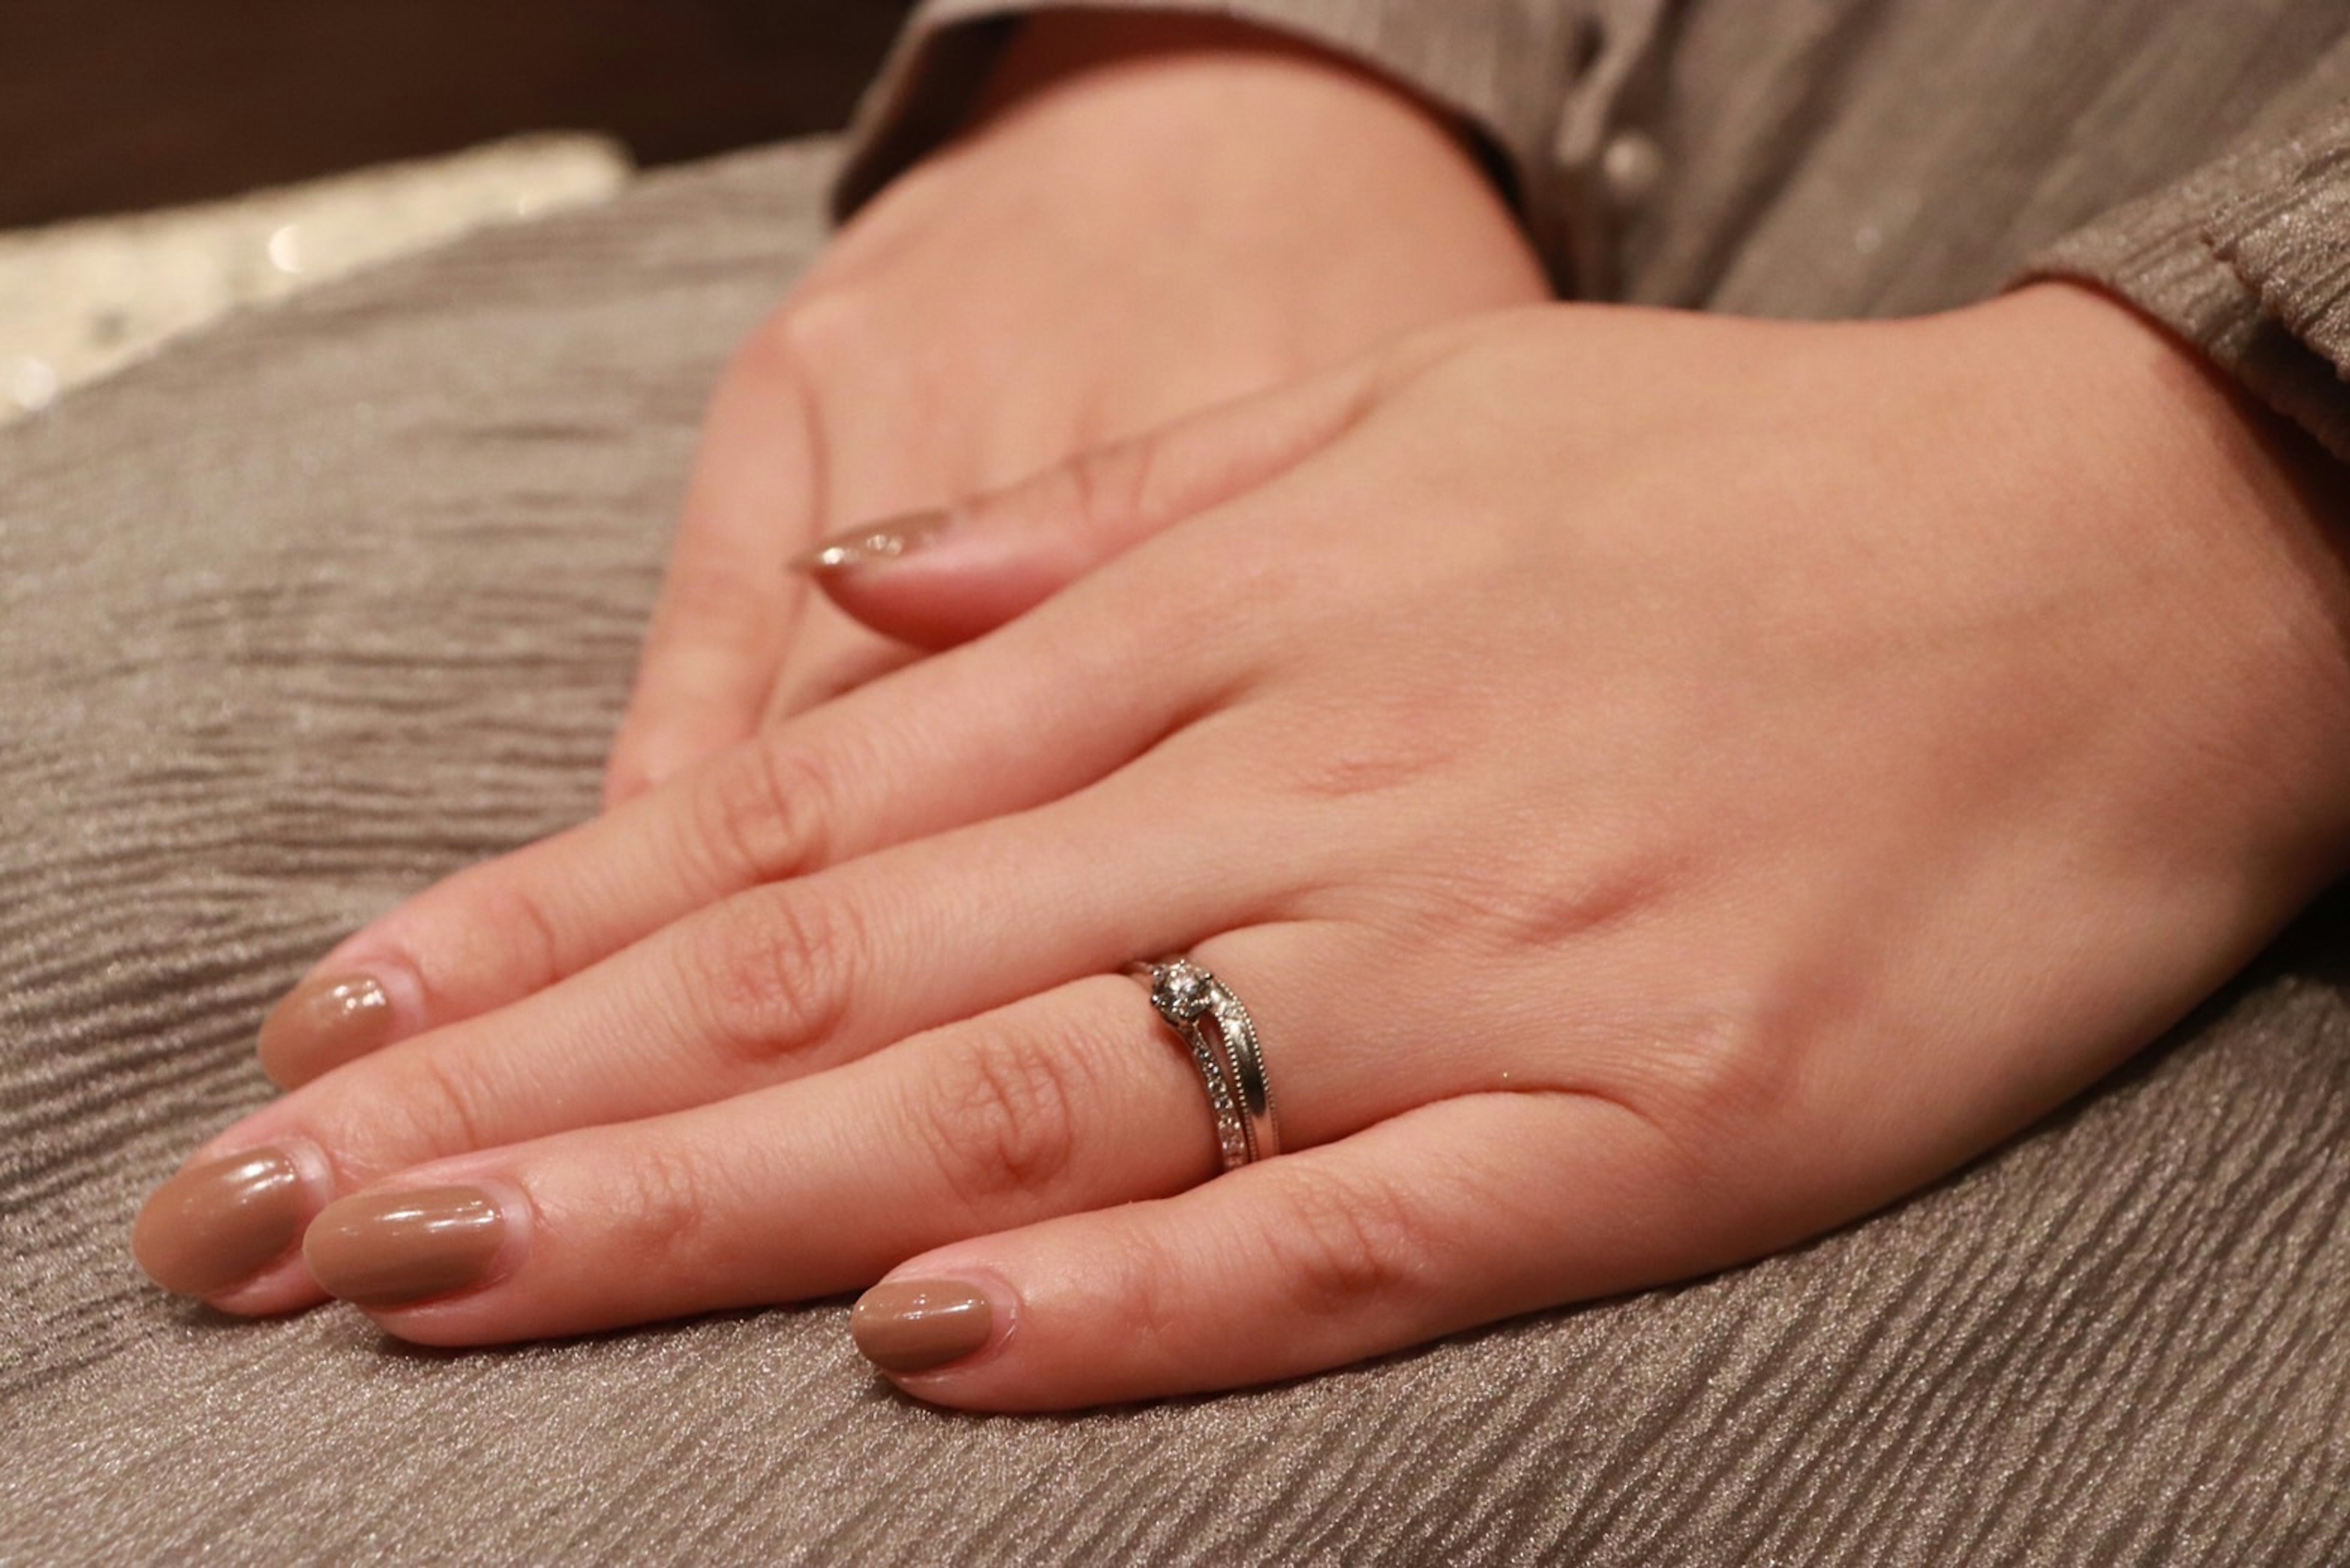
(1127, 957, 1283, 1171)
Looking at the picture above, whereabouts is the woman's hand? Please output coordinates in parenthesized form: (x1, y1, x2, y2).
(134, 285, 2350, 1411)
(602, 10, 1548, 804)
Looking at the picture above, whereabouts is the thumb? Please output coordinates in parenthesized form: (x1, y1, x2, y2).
(793, 360, 1379, 650)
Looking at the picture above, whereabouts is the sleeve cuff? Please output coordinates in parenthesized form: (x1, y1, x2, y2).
(829, 0, 1582, 229)
(2022, 95, 2350, 464)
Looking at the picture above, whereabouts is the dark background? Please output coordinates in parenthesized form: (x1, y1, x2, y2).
(0, 0, 917, 227)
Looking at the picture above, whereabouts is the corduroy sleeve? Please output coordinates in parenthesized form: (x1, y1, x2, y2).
(2027, 93, 2350, 463)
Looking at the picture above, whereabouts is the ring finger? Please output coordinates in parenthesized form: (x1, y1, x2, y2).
(293, 927, 1420, 1345)
(143, 739, 1305, 1313)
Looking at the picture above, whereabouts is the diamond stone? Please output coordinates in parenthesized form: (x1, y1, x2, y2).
(1153, 961, 1214, 1022)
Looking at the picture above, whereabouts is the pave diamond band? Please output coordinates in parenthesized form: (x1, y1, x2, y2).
(1127, 957, 1282, 1171)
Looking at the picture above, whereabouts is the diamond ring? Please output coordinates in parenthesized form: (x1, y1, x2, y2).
(1126, 957, 1282, 1171)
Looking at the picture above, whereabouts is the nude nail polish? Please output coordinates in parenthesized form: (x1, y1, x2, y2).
(851, 1279, 994, 1373)
(258, 971, 395, 1084)
(791, 509, 953, 574)
(304, 1186, 507, 1307)
(133, 1148, 309, 1298)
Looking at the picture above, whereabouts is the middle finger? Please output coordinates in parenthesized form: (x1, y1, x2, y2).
(297, 920, 1433, 1345)
(159, 736, 1300, 1313)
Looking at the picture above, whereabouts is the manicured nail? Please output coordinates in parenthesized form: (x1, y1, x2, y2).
(851, 1279, 994, 1374)
(258, 971, 396, 1085)
(133, 1148, 310, 1298)
(304, 1185, 507, 1307)
(791, 509, 953, 574)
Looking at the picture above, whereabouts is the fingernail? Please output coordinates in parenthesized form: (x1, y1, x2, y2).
(304, 1185, 507, 1307)
(133, 1148, 310, 1298)
(258, 971, 397, 1085)
(791, 509, 953, 574)
(851, 1279, 994, 1374)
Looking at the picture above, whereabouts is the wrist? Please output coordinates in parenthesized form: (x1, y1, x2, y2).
(966, 10, 1508, 210)
(864, 7, 1546, 326)
(2000, 283, 2350, 879)
(978, 11, 1477, 148)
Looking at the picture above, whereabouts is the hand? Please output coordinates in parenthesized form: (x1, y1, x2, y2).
(602, 11, 1548, 804)
(134, 285, 2350, 1412)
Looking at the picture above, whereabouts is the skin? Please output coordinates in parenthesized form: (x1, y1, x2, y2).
(152, 283, 2350, 1411)
(601, 11, 1550, 801)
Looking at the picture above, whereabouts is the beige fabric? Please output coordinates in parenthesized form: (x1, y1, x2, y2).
(2210, 104, 2350, 376)
(2029, 92, 2350, 465)
(845, 0, 2350, 457)
(12, 7, 2350, 1562)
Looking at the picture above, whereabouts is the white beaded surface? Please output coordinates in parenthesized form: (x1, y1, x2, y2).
(0, 134, 630, 424)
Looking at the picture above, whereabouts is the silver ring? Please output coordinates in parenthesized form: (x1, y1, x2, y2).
(1127, 957, 1283, 1171)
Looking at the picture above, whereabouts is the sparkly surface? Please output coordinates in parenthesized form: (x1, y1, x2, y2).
(0, 135, 629, 424)
(1146, 961, 1250, 1167)
(1152, 961, 1215, 1023)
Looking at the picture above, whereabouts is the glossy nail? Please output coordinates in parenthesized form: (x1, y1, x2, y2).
(133, 1148, 310, 1298)
(791, 509, 953, 574)
(258, 971, 395, 1085)
(851, 1279, 994, 1374)
(304, 1185, 507, 1307)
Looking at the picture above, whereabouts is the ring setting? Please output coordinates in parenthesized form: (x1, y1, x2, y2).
(1128, 957, 1281, 1172)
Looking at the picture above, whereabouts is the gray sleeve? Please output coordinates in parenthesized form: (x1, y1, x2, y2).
(830, 0, 1586, 225)
(2026, 94, 2350, 463)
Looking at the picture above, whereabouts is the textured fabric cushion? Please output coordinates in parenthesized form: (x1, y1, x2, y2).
(6, 139, 2350, 1565)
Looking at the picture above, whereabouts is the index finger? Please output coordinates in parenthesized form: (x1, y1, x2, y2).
(603, 332, 822, 809)
(262, 584, 1217, 1088)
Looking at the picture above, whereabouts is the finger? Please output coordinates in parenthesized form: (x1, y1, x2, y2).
(756, 601, 923, 725)
(851, 1091, 1707, 1411)
(797, 353, 1382, 650)
(206, 926, 1466, 1345)
(190, 760, 1314, 1315)
(259, 578, 1212, 1089)
(603, 335, 822, 810)
(287, 949, 1382, 1343)
(231, 915, 1412, 1329)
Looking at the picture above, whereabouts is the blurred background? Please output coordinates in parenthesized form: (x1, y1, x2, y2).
(0, 0, 917, 420)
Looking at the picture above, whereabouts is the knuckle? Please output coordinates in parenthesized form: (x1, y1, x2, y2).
(1658, 1003, 1797, 1126)
(1060, 432, 1161, 540)
(602, 753, 654, 811)
(1427, 844, 1679, 958)
(920, 1026, 1094, 1212)
(1251, 682, 1473, 807)
(1278, 725, 1455, 804)
(362, 1048, 494, 1165)
(1103, 1226, 1192, 1367)
(655, 554, 772, 636)
(1177, 536, 1309, 654)
(1274, 1167, 1442, 1316)
(752, 286, 876, 378)
(447, 870, 567, 994)
(691, 736, 837, 886)
(1592, 996, 1804, 1183)
(608, 1138, 714, 1277)
(682, 890, 862, 1067)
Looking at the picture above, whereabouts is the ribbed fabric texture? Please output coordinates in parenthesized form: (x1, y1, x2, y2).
(2212, 104, 2350, 373)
